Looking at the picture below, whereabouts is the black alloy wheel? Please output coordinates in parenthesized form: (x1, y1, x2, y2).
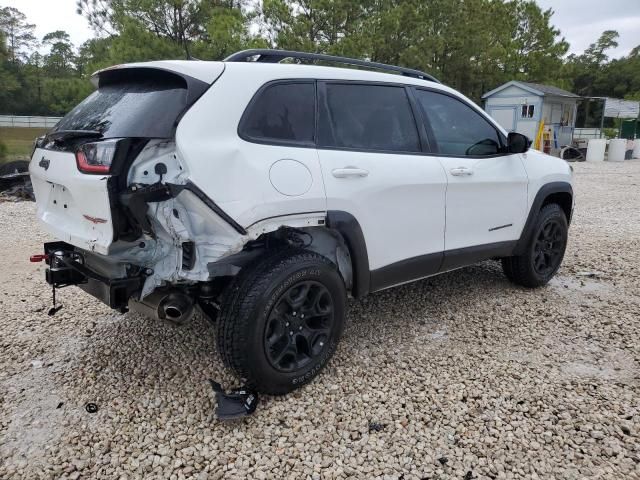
(264, 281, 334, 372)
(533, 218, 566, 276)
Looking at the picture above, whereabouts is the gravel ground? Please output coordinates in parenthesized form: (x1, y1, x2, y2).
(1, 160, 639, 480)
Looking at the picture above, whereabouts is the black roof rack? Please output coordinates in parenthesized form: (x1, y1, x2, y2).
(224, 49, 440, 83)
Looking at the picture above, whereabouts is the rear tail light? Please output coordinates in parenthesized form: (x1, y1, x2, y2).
(75, 140, 119, 174)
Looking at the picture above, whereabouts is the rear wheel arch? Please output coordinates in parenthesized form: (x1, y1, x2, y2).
(325, 211, 370, 298)
(235, 211, 370, 299)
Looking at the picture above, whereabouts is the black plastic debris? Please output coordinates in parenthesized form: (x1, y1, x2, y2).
(438, 456, 449, 466)
(85, 402, 99, 413)
(368, 421, 386, 433)
(56, 402, 64, 409)
(209, 380, 258, 420)
(464, 471, 474, 480)
(0, 160, 33, 201)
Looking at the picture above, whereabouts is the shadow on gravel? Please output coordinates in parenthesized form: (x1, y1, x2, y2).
(344, 260, 511, 338)
(57, 261, 519, 410)
(64, 261, 512, 378)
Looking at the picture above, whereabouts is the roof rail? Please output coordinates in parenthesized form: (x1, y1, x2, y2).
(224, 49, 440, 83)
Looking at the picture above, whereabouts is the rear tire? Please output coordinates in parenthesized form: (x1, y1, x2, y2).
(502, 203, 568, 288)
(216, 249, 346, 395)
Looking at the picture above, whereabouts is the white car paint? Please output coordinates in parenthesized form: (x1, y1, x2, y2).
(437, 153, 528, 251)
(318, 148, 447, 270)
(30, 148, 114, 254)
(31, 59, 573, 298)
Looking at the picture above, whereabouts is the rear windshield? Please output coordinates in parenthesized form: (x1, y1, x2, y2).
(52, 76, 188, 139)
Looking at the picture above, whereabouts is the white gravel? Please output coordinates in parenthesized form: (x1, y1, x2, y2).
(1, 160, 639, 480)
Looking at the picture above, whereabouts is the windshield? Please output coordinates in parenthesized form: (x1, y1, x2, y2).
(52, 76, 188, 139)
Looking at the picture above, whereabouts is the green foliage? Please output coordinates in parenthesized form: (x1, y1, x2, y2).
(0, 1, 638, 116)
(259, 0, 570, 101)
(0, 6, 36, 63)
(565, 30, 640, 103)
(42, 30, 76, 74)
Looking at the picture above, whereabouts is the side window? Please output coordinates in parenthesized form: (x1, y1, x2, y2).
(414, 89, 503, 156)
(319, 83, 420, 152)
(240, 82, 315, 144)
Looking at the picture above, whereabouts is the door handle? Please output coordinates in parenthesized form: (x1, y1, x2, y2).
(332, 167, 369, 178)
(450, 166, 473, 176)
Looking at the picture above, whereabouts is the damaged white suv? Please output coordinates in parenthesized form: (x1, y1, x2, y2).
(30, 50, 573, 394)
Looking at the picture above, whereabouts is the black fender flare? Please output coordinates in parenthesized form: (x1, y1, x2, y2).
(326, 211, 370, 298)
(513, 181, 573, 256)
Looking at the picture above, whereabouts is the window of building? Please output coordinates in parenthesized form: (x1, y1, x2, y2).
(521, 104, 535, 118)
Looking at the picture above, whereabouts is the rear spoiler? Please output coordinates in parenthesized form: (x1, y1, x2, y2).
(90, 66, 213, 107)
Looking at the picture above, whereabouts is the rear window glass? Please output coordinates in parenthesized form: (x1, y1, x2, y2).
(52, 77, 188, 139)
(240, 82, 315, 144)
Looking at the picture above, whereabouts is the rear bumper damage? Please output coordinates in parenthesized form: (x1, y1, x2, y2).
(33, 140, 332, 317)
(43, 241, 144, 311)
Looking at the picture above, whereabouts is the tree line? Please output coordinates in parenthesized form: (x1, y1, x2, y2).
(1, 0, 639, 117)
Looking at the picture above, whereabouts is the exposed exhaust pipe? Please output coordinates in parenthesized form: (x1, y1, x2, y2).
(129, 290, 195, 325)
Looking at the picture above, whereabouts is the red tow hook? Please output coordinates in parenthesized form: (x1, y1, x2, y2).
(30, 254, 49, 263)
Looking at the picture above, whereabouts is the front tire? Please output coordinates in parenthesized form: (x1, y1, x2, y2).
(216, 249, 346, 395)
(502, 203, 568, 288)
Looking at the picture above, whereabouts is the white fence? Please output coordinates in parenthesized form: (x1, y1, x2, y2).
(0, 115, 62, 128)
(574, 127, 603, 139)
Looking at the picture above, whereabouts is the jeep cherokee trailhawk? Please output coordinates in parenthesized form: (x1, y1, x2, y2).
(29, 50, 573, 394)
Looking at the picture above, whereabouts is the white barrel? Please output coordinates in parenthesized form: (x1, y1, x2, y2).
(633, 140, 640, 159)
(608, 138, 626, 162)
(586, 139, 606, 162)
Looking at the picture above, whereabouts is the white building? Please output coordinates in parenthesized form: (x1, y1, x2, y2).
(482, 81, 580, 148)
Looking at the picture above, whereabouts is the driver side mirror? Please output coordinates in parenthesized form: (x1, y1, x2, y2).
(507, 132, 531, 154)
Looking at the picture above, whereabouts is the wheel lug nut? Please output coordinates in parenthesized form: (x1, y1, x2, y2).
(289, 331, 293, 336)
(285, 322, 289, 326)
(299, 326, 302, 330)
(293, 311, 297, 316)
(320, 342, 324, 347)
(301, 314, 305, 318)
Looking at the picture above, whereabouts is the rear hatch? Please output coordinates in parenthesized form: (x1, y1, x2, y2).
(29, 65, 216, 254)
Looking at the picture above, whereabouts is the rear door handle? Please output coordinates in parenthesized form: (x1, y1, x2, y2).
(450, 166, 473, 176)
(332, 167, 369, 178)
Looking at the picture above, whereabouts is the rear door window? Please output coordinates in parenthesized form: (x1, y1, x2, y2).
(414, 89, 503, 156)
(240, 82, 315, 144)
(319, 83, 420, 153)
(53, 74, 190, 139)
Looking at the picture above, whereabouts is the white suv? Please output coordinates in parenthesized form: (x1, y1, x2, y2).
(29, 50, 573, 394)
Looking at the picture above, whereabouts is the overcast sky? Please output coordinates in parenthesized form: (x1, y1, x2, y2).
(5, 0, 640, 59)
